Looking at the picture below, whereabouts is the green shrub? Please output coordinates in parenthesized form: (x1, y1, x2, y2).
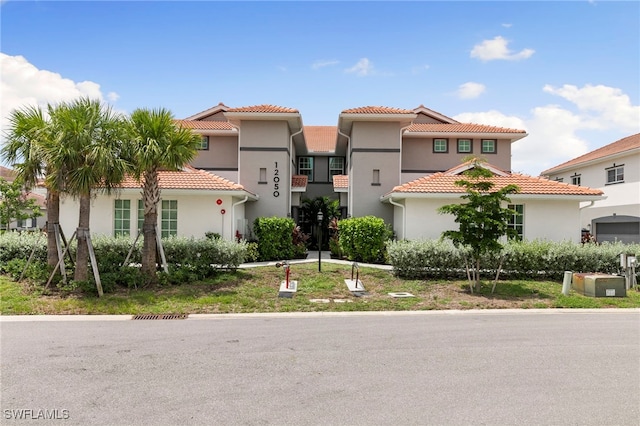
(253, 217, 297, 261)
(338, 216, 392, 263)
(0, 231, 47, 266)
(388, 239, 640, 280)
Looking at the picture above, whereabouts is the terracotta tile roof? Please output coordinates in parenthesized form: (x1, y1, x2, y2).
(406, 123, 526, 134)
(341, 106, 415, 114)
(0, 166, 18, 181)
(291, 175, 308, 189)
(174, 119, 235, 131)
(388, 172, 603, 197)
(26, 192, 46, 209)
(226, 104, 299, 113)
(541, 133, 640, 175)
(413, 105, 460, 123)
(304, 126, 337, 152)
(332, 175, 348, 190)
(118, 167, 249, 192)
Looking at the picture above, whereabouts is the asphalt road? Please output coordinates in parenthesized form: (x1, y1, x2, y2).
(1, 310, 639, 426)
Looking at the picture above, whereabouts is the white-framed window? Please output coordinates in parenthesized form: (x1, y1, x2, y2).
(197, 136, 209, 150)
(481, 139, 496, 154)
(571, 174, 581, 186)
(508, 204, 524, 241)
(161, 200, 178, 238)
(329, 157, 344, 181)
(137, 199, 144, 233)
(606, 165, 624, 184)
(457, 139, 472, 153)
(298, 157, 314, 182)
(114, 199, 131, 237)
(433, 138, 448, 153)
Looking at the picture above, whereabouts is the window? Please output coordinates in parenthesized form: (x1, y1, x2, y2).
(372, 169, 380, 186)
(114, 200, 131, 237)
(197, 136, 209, 150)
(507, 204, 524, 241)
(137, 199, 144, 233)
(433, 139, 448, 153)
(481, 139, 496, 154)
(329, 157, 344, 181)
(161, 200, 178, 238)
(554, 177, 564, 183)
(571, 174, 581, 186)
(17, 218, 35, 228)
(457, 139, 472, 153)
(298, 157, 314, 182)
(606, 165, 624, 184)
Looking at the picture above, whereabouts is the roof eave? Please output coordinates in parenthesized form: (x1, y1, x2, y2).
(541, 147, 640, 176)
(404, 131, 528, 142)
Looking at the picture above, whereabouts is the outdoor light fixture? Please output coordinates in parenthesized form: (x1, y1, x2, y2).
(317, 211, 324, 272)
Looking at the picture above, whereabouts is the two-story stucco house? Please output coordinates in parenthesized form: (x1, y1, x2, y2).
(0, 165, 46, 231)
(57, 102, 605, 243)
(541, 133, 640, 243)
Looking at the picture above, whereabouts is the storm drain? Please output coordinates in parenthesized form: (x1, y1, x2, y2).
(132, 313, 189, 320)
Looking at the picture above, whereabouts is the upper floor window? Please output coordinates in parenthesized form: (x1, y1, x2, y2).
(481, 139, 496, 154)
(197, 136, 209, 150)
(606, 165, 624, 184)
(433, 139, 448, 153)
(298, 157, 314, 182)
(554, 177, 564, 183)
(571, 174, 581, 186)
(329, 157, 344, 181)
(457, 139, 472, 153)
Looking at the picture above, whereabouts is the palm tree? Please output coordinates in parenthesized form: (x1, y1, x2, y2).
(44, 98, 129, 282)
(126, 108, 200, 281)
(1, 104, 62, 269)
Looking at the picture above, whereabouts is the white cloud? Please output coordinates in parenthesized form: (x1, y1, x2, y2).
(456, 82, 486, 99)
(1, 53, 119, 137)
(345, 58, 374, 76)
(470, 36, 535, 62)
(107, 92, 120, 102)
(501, 23, 513, 28)
(454, 84, 640, 176)
(312, 59, 339, 70)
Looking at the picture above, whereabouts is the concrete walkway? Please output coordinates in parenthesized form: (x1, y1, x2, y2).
(238, 251, 393, 270)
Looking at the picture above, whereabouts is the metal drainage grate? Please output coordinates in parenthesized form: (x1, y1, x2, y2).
(132, 313, 189, 320)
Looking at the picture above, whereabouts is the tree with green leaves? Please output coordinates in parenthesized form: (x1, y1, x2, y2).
(1, 104, 62, 268)
(299, 196, 340, 249)
(438, 159, 520, 293)
(125, 108, 200, 282)
(44, 98, 129, 282)
(0, 177, 42, 231)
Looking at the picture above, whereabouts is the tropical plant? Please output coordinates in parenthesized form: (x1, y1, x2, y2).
(1, 104, 61, 268)
(438, 159, 520, 293)
(0, 177, 42, 231)
(44, 97, 129, 282)
(125, 108, 200, 281)
(299, 196, 340, 249)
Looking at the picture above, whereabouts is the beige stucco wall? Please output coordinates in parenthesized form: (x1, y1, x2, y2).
(191, 135, 238, 170)
(238, 121, 292, 224)
(59, 191, 247, 240)
(349, 121, 402, 224)
(401, 137, 512, 174)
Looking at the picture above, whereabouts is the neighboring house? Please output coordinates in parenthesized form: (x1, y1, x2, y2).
(541, 133, 640, 243)
(380, 162, 604, 242)
(59, 166, 257, 240)
(0, 165, 46, 231)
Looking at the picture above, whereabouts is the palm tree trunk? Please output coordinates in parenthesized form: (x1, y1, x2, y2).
(46, 189, 60, 268)
(141, 169, 160, 282)
(74, 192, 91, 282)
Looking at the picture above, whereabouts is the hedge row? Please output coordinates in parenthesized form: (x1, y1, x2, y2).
(387, 239, 640, 280)
(0, 232, 248, 275)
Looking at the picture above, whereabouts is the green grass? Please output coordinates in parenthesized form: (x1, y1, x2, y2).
(1, 263, 639, 315)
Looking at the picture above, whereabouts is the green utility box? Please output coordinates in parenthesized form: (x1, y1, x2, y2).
(572, 273, 627, 297)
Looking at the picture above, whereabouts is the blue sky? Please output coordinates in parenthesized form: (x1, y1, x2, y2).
(1, 0, 639, 176)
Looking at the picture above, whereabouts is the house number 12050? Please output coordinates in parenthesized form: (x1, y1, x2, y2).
(273, 161, 280, 197)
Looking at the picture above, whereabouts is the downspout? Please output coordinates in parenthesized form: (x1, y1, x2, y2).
(387, 196, 405, 240)
(289, 127, 304, 218)
(337, 129, 351, 216)
(229, 123, 241, 184)
(232, 196, 249, 241)
(398, 124, 412, 184)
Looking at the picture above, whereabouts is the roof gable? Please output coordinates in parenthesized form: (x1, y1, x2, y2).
(184, 102, 230, 121)
(412, 105, 459, 124)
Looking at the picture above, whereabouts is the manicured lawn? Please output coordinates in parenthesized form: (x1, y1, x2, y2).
(1, 263, 639, 315)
